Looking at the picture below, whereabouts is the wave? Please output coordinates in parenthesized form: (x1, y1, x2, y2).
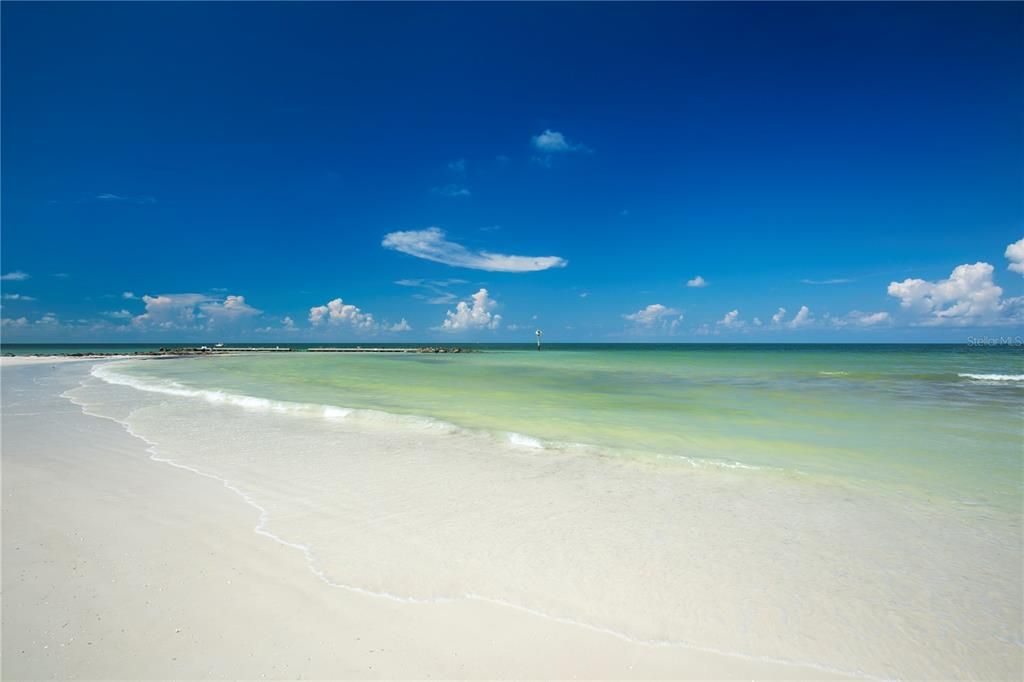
(958, 373, 1024, 382)
(91, 361, 776, 474)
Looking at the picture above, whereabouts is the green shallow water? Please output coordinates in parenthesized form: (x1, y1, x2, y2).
(110, 344, 1023, 512)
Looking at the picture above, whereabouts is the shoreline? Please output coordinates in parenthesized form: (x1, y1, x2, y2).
(2, 359, 856, 679)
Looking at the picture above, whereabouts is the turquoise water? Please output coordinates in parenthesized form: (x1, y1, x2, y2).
(108, 344, 1023, 512)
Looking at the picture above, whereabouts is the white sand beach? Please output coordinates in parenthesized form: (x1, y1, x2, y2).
(2, 359, 859, 680)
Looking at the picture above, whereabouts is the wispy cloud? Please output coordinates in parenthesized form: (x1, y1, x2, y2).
(432, 184, 471, 198)
(1, 271, 30, 281)
(801, 278, 854, 285)
(95, 193, 156, 204)
(2, 293, 36, 301)
(103, 309, 133, 319)
(382, 227, 567, 272)
(448, 158, 466, 173)
(395, 278, 468, 305)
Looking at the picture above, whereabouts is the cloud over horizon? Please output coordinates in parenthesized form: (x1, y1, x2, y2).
(439, 288, 501, 331)
(887, 262, 1020, 326)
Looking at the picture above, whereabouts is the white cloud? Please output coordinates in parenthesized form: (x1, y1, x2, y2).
(686, 275, 708, 288)
(95, 193, 155, 204)
(530, 129, 591, 165)
(1005, 238, 1024, 275)
(282, 316, 296, 330)
(308, 298, 377, 330)
(831, 311, 891, 328)
(771, 307, 787, 325)
(887, 262, 1017, 326)
(132, 293, 259, 329)
(624, 303, 681, 325)
(200, 295, 261, 323)
(382, 227, 567, 272)
(717, 309, 744, 328)
(440, 288, 501, 331)
(395, 278, 468, 305)
(389, 319, 412, 332)
(789, 305, 813, 329)
(1, 271, 29, 281)
(801, 278, 853, 285)
(624, 303, 683, 334)
(1, 317, 28, 328)
(432, 184, 471, 198)
(2, 293, 36, 301)
(531, 129, 589, 153)
(448, 159, 466, 173)
(133, 293, 208, 328)
(103, 309, 133, 319)
(122, 291, 137, 299)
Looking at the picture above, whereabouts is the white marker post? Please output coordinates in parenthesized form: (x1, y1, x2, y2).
(536, 329, 543, 350)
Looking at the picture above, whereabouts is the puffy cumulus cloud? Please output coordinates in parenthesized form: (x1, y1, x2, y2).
(308, 298, 377, 330)
(625, 304, 683, 335)
(531, 129, 591, 166)
(307, 298, 411, 333)
(1005, 238, 1024, 275)
(767, 306, 814, 328)
(532, 129, 570, 152)
(1, 271, 29, 281)
(887, 262, 1018, 326)
(133, 293, 208, 328)
(789, 305, 813, 329)
(439, 288, 501, 331)
(686, 275, 708, 288)
(624, 304, 683, 333)
(383, 227, 567, 272)
(132, 293, 260, 329)
(830, 311, 891, 328)
(200, 295, 261, 324)
(1, 316, 28, 327)
(717, 309, 744, 328)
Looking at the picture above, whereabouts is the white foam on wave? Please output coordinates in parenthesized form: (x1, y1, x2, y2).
(507, 432, 546, 449)
(91, 361, 781, 475)
(818, 371, 849, 376)
(958, 373, 1024, 382)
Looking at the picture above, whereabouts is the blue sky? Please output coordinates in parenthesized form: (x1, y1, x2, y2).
(2, 2, 1021, 342)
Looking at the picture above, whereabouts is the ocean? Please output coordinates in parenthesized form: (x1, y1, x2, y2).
(38, 344, 1024, 677)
